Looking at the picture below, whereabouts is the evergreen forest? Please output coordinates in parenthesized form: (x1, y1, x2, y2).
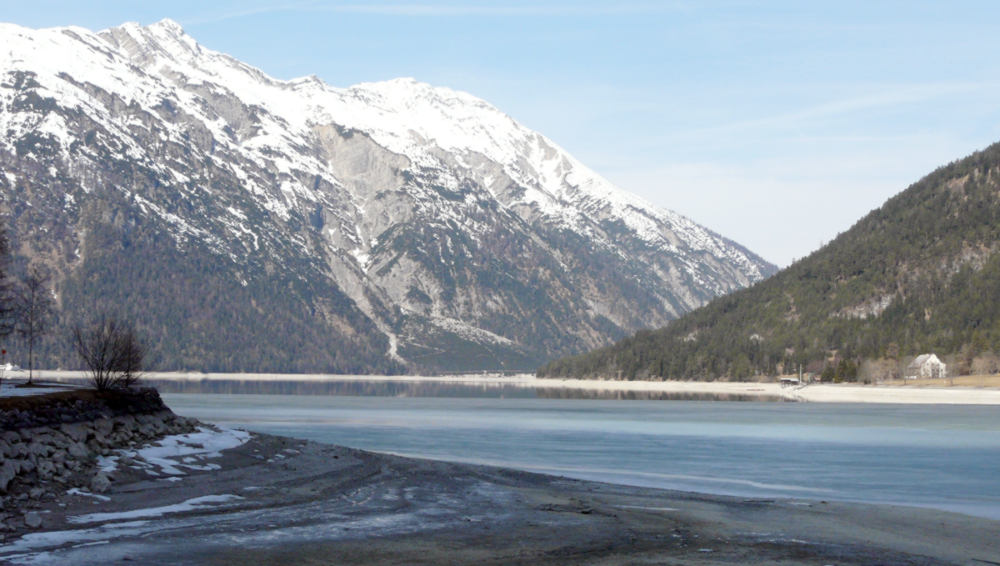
(538, 141, 1000, 381)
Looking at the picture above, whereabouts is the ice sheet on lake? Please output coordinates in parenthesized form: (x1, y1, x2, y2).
(0, 378, 82, 397)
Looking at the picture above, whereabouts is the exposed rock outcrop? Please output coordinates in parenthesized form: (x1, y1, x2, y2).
(0, 388, 198, 533)
(0, 20, 775, 373)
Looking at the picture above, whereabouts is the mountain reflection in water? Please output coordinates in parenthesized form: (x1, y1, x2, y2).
(44, 377, 784, 402)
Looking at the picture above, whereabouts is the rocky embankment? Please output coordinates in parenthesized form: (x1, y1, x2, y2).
(0, 388, 198, 532)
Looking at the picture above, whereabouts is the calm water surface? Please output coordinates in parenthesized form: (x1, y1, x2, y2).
(163, 385, 1000, 520)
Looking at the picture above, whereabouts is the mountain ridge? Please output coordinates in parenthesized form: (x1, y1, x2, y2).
(0, 19, 775, 372)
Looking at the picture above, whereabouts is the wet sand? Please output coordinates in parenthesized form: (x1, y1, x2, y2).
(3, 427, 998, 565)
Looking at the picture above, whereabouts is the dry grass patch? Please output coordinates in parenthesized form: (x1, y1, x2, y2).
(0, 388, 101, 412)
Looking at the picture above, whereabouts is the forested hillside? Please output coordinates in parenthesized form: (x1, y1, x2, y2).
(538, 142, 1000, 381)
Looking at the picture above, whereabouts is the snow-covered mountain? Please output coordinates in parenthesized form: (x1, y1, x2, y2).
(0, 19, 776, 372)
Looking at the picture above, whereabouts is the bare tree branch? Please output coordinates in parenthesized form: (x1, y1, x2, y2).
(73, 315, 146, 390)
(14, 266, 56, 384)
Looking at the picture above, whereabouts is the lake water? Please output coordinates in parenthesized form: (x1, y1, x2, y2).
(162, 383, 1000, 521)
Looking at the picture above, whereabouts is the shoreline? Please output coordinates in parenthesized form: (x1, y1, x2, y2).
(25, 369, 1000, 405)
(3, 388, 998, 564)
(3, 422, 998, 565)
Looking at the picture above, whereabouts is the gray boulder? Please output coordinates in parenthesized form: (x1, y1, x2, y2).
(24, 511, 42, 528)
(67, 441, 90, 460)
(90, 472, 111, 494)
(36, 460, 55, 480)
(60, 422, 90, 443)
(0, 460, 18, 493)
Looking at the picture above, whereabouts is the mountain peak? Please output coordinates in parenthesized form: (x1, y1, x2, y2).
(0, 20, 776, 373)
(149, 18, 185, 34)
(145, 18, 194, 42)
(382, 77, 427, 88)
(106, 18, 186, 40)
(99, 18, 200, 63)
(351, 77, 462, 101)
(113, 18, 186, 36)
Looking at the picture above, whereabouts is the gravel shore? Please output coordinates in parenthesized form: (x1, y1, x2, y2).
(2, 425, 998, 565)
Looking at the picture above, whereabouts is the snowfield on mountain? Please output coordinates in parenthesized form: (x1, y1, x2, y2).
(0, 19, 775, 372)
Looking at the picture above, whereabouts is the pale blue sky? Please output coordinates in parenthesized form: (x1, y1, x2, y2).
(5, 1, 1000, 265)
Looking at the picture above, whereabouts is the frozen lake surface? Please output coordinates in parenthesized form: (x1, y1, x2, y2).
(163, 388, 1000, 520)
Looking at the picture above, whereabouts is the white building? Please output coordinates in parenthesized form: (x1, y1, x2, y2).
(905, 354, 946, 379)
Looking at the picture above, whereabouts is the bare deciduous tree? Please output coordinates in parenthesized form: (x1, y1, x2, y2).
(115, 324, 146, 388)
(72, 316, 147, 390)
(14, 266, 56, 384)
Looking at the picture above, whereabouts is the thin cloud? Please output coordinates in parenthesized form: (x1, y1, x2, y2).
(183, 2, 317, 26)
(185, 1, 688, 25)
(663, 81, 1000, 141)
(310, 2, 686, 16)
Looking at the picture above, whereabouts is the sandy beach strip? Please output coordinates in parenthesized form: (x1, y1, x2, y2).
(27, 370, 1000, 405)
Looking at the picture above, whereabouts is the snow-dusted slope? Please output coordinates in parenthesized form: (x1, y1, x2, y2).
(0, 19, 775, 372)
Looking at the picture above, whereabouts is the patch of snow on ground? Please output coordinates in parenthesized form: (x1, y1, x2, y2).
(350, 247, 370, 268)
(65, 488, 111, 502)
(431, 316, 515, 346)
(95, 454, 119, 474)
(68, 494, 244, 524)
(99, 426, 250, 476)
(124, 426, 250, 475)
(0, 520, 152, 559)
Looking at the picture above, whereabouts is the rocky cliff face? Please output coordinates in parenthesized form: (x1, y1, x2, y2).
(0, 20, 776, 372)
